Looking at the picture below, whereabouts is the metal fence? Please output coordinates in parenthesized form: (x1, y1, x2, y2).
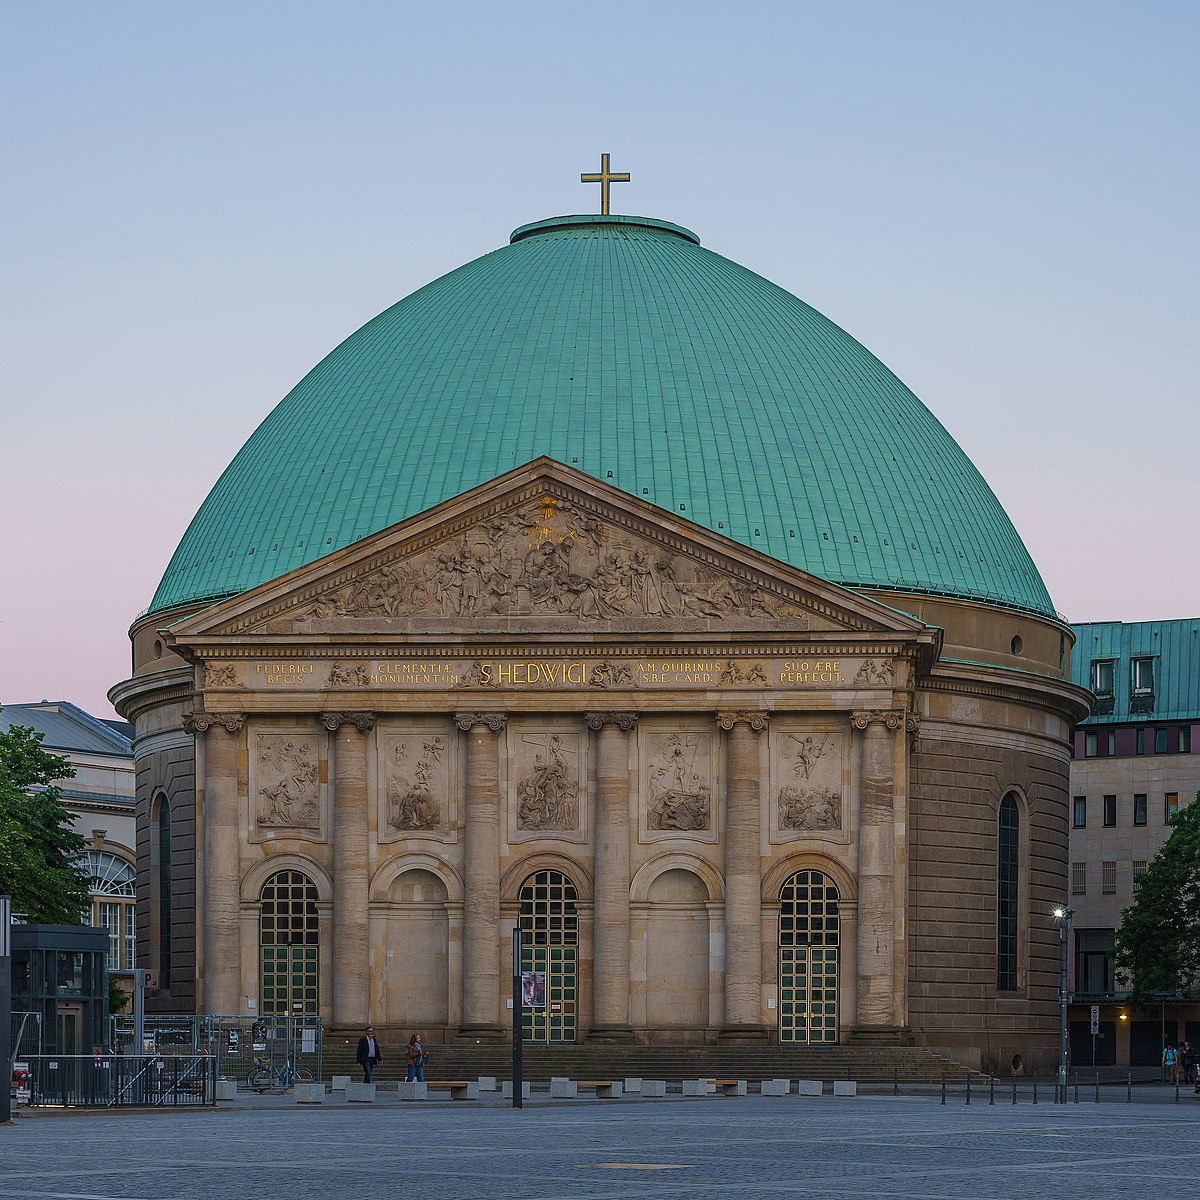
(110, 1014, 200, 1055)
(201, 1014, 323, 1089)
(19, 1054, 216, 1108)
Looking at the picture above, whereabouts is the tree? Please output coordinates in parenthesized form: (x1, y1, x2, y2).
(0, 718, 91, 923)
(1114, 792, 1200, 1002)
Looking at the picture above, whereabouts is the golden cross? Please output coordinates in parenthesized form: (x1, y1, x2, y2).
(580, 153, 630, 216)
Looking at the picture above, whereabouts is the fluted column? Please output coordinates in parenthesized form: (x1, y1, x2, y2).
(718, 710, 769, 1039)
(585, 710, 638, 1040)
(186, 712, 244, 1016)
(455, 711, 507, 1036)
(852, 709, 901, 1034)
(323, 711, 375, 1026)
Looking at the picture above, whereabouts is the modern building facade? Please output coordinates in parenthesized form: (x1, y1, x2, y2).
(1067, 619, 1200, 1067)
(111, 209, 1089, 1071)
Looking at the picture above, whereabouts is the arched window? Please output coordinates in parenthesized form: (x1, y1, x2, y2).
(149, 794, 172, 988)
(259, 870, 319, 1016)
(75, 851, 136, 970)
(997, 793, 1020, 991)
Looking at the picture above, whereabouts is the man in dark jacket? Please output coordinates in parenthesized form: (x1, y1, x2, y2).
(355, 1026, 382, 1082)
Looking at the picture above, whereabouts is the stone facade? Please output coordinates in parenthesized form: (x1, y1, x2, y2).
(112, 461, 1088, 1067)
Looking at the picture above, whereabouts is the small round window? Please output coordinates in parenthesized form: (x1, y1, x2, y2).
(153, 639, 163, 660)
(1010, 635, 1023, 656)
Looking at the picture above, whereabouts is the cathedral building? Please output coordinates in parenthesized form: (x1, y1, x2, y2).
(111, 196, 1089, 1071)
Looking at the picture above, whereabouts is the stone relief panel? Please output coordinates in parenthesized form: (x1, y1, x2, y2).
(290, 495, 811, 628)
(507, 725, 587, 845)
(639, 727, 719, 845)
(376, 721, 457, 844)
(248, 728, 328, 843)
(769, 723, 851, 846)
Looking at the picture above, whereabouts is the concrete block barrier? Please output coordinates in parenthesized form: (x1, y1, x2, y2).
(760, 1078, 790, 1096)
(641, 1080, 667, 1098)
(682, 1079, 708, 1097)
(833, 1080, 858, 1098)
(398, 1081, 428, 1100)
(550, 1079, 578, 1098)
(295, 1083, 325, 1104)
(623, 1077, 642, 1094)
(215, 1080, 237, 1101)
(797, 1080, 823, 1097)
(477, 1076, 498, 1091)
(346, 1082, 376, 1103)
(501, 1080, 531, 1100)
(331, 1075, 351, 1091)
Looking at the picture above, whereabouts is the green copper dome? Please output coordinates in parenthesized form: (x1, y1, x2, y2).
(149, 214, 1054, 619)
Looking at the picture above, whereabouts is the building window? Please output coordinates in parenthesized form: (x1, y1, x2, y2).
(1085, 732, 1098, 758)
(1136, 728, 1145, 755)
(1132, 657, 1155, 694)
(1166, 792, 1180, 823)
(1133, 861, 1147, 893)
(1134, 794, 1147, 826)
(1091, 659, 1115, 696)
(1182, 726, 1193, 754)
(996, 793, 1020, 992)
(1073, 796, 1087, 828)
(76, 851, 137, 971)
(1071, 862, 1087, 895)
(1106, 731, 1116, 756)
(150, 794, 172, 989)
(1103, 795, 1117, 827)
(1075, 929, 1115, 996)
(1102, 861, 1117, 894)
(1155, 728, 1169, 754)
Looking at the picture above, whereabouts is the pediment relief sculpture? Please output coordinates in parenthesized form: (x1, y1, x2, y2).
(255, 733, 321, 830)
(385, 735, 446, 832)
(288, 496, 812, 627)
(776, 731, 844, 834)
(515, 732, 580, 832)
(646, 733, 712, 832)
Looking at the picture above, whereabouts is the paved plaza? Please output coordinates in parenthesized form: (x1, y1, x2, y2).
(2, 1091, 1193, 1199)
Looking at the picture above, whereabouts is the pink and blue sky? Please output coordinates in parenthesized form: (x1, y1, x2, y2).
(3, 0, 1196, 720)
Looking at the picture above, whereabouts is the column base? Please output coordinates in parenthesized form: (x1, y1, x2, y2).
(455, 1025, 508, 1042)
(717, 1024, 770, 1043)
(848, 1025, 912, 1046)
(586, 1025, 636, 1044)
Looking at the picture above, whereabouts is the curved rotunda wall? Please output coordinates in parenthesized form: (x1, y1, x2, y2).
(147, 213, 1055, 623)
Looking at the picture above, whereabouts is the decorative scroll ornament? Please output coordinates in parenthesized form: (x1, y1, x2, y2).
(515, 734, 578, 831)
(906, 712, 921, 754)
(183, 712, 245, 734)
(646, 733, 711, 831)
(720, 660, 768, 686)
(851, 709, 904, 731)
(320, 711, 376, 733)
(454, 711, 508, 733)
(584, 711, 638, 732)
(257, 736, 320, 828)
(716, 710, 769, 733)
(853, 659, 895, 686)
(386, 736, 445, 832)
(204, 664, 237, 688)
(296, 498, 805, 625)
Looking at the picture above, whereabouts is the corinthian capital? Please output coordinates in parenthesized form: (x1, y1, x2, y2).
(454, 711, 508, 733)
(321, 711, 376, 733)
(584, 711, 638, 732)
(716, 710, 769, 733)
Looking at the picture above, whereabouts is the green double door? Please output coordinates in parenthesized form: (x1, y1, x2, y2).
(778, 870, 840, 1044)
(519, 869, 578, 1043)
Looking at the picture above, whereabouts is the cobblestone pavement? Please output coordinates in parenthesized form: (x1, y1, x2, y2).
(1, 1093, 1192, 1199)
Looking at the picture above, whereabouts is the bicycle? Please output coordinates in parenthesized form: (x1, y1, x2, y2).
(247, 1054, 314, 1089)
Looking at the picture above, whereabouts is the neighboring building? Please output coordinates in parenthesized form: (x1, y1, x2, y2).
(1067, 619, 1200, 1068)
(112, 206, 1089, 1071)
(0, 701, 137, 974)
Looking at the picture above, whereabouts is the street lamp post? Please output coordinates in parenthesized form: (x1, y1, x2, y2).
(1054, 906, 1074, 1104)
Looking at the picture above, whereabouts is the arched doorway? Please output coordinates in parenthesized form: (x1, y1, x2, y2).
(518, 869, 578, 1043)
(259, 869, 319, 1016)
(778, 870, 839, 1044)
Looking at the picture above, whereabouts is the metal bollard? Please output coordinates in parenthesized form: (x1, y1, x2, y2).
(989, 1074, 995, 1105)
(847, 1065, 853, 1081)
(1095, 1072, 1100, 1104)
(1126, 1072, 1132, 1103)
(1033, 1073, 1038, 1104)
(1074, 1073, 1079, 1104)
(1011, 1075, 1017, 1105)
(894, 1067, 899, 1096)
(965, 1075, 971, 1105)
(940, 1072, 946, 1105)
(1176, 1077, 1181, 1104)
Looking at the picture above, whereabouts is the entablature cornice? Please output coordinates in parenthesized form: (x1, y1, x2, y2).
(921, 659, 1091, 725)
(108, 666, 195, 722)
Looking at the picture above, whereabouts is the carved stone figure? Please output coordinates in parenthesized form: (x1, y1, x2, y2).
(786, 733, 829, 780)
(204, 664, 237, 688)
(257, 737, 320, 829)
(451, 660, 497, 689)
(646, 734, 711, 831)
(327, 660, 371, 688)
(778, 785, 841, 831)
(590, 660, 637, 689)
(516, 734, 579, 831)
(721, 660, 768, 685)
(386, 736, 445, 831)
(854, 659, 896, 686)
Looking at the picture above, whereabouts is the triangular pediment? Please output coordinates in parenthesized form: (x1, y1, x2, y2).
(167, 459, 934, 645)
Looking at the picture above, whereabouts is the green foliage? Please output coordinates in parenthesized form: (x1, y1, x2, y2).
(0, 718, 91, 923)
(1114, 793, 1200, 1001)
(108, 972, 130, 1015)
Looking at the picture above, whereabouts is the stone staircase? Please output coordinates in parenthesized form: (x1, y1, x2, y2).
(321, 1038, 982, 1086)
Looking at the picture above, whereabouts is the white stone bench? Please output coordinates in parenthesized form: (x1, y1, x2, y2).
(707, 1078, 747, 1097)
(345, 1082, 376, 1103)
(501, 1080, 531, 1100)
(398, 1081, 428, 1100)
(427, 1080, 479, 1101)
(833, 1080, 858, 1098)
(641, 1079, 667, 1098)
(797, 1079, 823, 1097)
(760, 1078, 790, 1096)
(577, 1080, 622, 1099)
(331, 1075, 351, 1091)
(295, 1082, 325, 1104)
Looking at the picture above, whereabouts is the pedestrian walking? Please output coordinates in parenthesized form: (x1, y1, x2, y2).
(1162, 1042, 1178, 1084)
(356, 1025, 382, 1083)
(406, 1033, 427, 1082)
